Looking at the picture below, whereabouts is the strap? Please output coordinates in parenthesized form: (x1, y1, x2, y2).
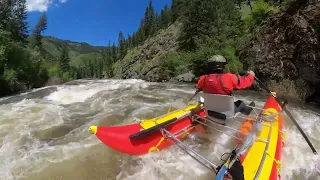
(217, 74, 230, 95)
(236, 74, 240, 86)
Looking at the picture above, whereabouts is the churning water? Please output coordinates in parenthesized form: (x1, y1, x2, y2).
(0, 79, 318, 180)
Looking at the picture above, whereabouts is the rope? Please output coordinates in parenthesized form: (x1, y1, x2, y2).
(148, 137, 165, 153)
(181, 128, 190, 138)
(266, 152, 282, 176)
(148, 128, 190, 153)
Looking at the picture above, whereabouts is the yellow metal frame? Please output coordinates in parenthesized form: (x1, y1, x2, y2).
(140, 103, 200, 130)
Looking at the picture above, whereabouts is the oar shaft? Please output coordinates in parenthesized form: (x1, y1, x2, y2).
(254, 77, 318, 154)
(283, 107, 318, 154)
(187, 89, 202, 103)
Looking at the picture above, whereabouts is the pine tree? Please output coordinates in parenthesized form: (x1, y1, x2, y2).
(143, 6, 150, 37)
(111, 42, 117, 62)
(153, 13, 161, 32)
(107, 40, 112, 58)
(233, 0, 246, 8)
(103, 41, 113, 78)
(0, 1, 11, 25)
(148, 0, 156, 35)
(132, 32, 138, 47)
(118, 31, 126, 59)
(178, 0, 244, 50)
(9, 0, 29, 42)
(32, 13, 47, 47)
(160, 4, 171, 28)
(171, 0, 186, 22)
(178, 0, 215, 50)
(136, 20, 146, 45)
(143, 0, 156, 37)
(127, 34, 133, 49)
(211, 0, 244, 43)
(59, 46, 70, 72)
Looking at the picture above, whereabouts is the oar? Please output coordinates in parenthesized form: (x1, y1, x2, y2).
(130, 92, 205, 140)
(129, 117, 178, 140)
(254, 76, 318, 155)
(129, 88, 203, 140)
(187, 88, 202, 104)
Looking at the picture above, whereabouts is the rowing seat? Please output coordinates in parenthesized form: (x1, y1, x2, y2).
(200, 92, 240, 124)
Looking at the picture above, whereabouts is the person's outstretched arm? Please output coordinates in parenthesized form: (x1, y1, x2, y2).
(232, 71, 255, 90)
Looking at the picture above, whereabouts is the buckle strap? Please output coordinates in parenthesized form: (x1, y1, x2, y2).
(217, 74, 230, 95)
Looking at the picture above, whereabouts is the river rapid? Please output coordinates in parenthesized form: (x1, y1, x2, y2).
(0, 79, 319, 180)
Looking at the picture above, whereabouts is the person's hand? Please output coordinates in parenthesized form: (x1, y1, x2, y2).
(196, 88, 202, 92)
(247, 70, 255, 76)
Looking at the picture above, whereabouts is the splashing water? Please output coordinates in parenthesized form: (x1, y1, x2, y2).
(0, 79, 318, 180)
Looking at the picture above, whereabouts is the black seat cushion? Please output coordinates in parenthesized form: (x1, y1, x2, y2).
(207, 110, 227, 120)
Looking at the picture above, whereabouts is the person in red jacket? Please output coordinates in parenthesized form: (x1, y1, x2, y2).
(196, 55, 255, 116)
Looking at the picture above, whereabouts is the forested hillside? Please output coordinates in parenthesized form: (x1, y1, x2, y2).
(109, 0, 284, 82)
(0, 0, 112, 96)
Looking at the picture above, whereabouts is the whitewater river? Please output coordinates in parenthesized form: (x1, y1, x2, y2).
(0, 79, 319, 180)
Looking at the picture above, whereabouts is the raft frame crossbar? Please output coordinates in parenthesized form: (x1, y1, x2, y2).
(191, 114, 269, 144)
(161, 128, 219, 173)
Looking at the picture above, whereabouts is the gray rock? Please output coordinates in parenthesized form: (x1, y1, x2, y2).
(114, 22, 182, 82)
(175, 72, 196, 82)
(238, 0, 320, 104)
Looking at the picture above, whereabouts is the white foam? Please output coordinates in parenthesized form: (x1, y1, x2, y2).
(166, 88, 196, 94)
(117, 148, 211, 180)
(44, 79, 149, 104)
(280, 106, 320, 179)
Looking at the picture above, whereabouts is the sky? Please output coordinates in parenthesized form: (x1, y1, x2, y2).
(26, 0, 172, 46)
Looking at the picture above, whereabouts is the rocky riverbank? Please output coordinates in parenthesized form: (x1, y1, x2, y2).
(113, 22, 182, 82)
(238, 0, 320, 104)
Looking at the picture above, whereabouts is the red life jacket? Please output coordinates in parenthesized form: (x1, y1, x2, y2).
(202, 74, 230, 95)
(196, 73, 241, 95)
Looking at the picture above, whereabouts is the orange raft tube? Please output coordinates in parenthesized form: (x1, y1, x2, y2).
(89, 94, 284, 180)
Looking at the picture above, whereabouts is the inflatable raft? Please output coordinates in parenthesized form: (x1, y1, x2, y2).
(89, 93, 284, 180)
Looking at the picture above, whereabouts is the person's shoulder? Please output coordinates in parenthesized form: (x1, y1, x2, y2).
(200, 74, 212, 78)
(198, 75, 205, 79)
(197, 75, 206, 81)
(222, 72, 237, 77)
(224, 72, 236, 75)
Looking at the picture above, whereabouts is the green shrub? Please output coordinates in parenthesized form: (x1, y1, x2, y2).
(159, 51, 192, 79)
(187, 44, 243, 77)
(244, 0, 278, 31)
(62, 72, 74, 82)
(48, 64, 63, 78)
(3, 69, 18, 86)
